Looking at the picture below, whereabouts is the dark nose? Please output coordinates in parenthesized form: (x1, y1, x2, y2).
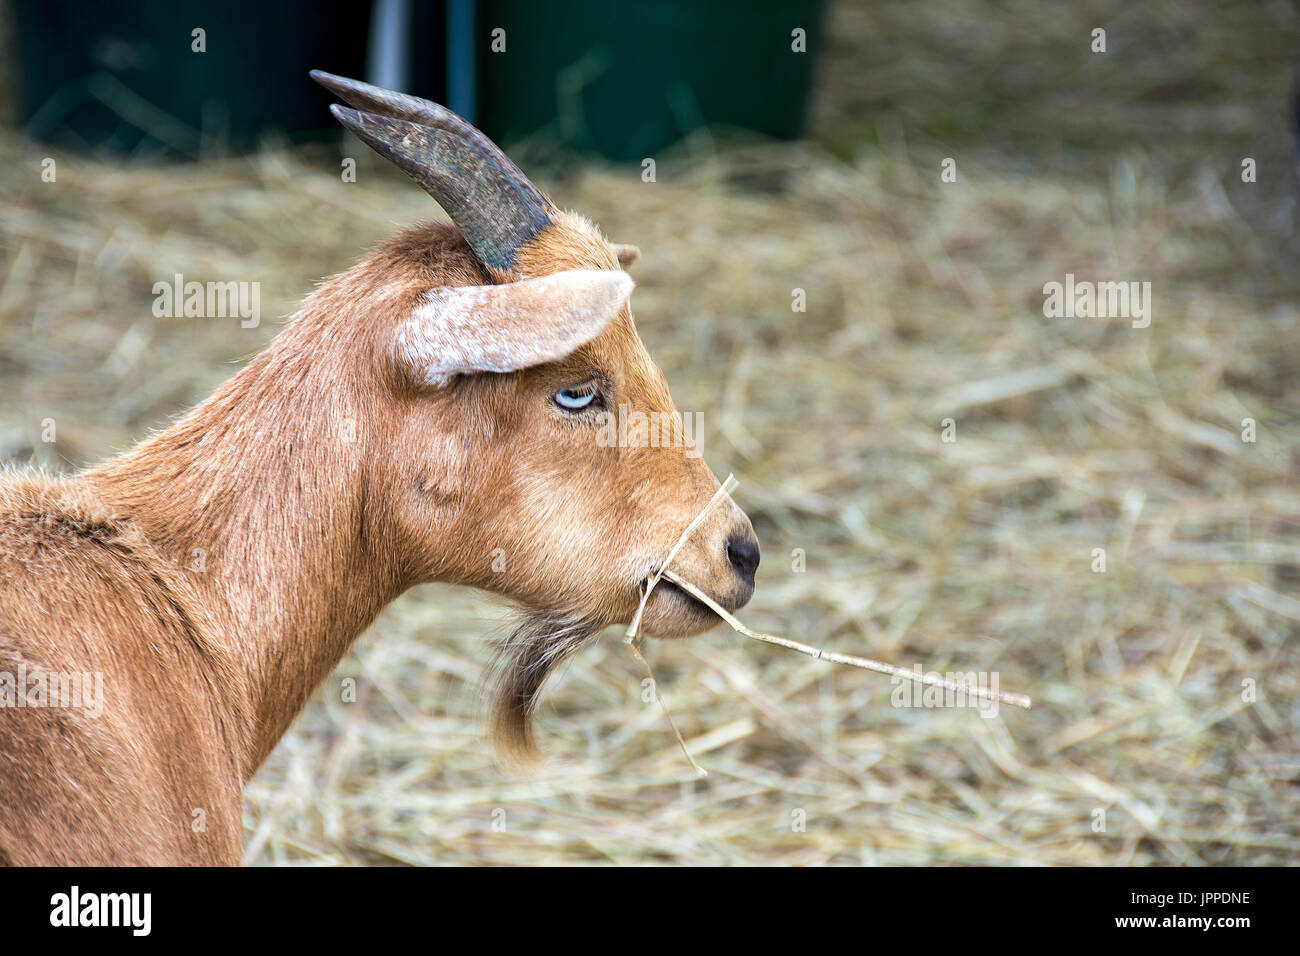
(725, 532, 760, 586)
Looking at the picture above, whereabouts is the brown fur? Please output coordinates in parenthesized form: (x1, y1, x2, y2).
(0, 209, 756, 865)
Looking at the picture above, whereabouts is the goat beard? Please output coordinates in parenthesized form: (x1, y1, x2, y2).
(488, 609, 605, 762)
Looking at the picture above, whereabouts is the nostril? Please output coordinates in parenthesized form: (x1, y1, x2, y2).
(725, 533, 760, 583)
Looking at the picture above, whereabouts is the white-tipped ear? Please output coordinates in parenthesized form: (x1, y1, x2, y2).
(393, 269, 633, 386)
(612, 243, 640, 269)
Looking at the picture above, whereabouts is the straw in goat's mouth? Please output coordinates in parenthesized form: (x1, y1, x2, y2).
(626, 475, 740, 640)
(658, 566, 1032, 710)
(651, 575, 714, 613)
(625, 475, 1033, 774)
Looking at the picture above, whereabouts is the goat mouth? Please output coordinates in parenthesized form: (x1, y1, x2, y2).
(648, 576, 719, 619)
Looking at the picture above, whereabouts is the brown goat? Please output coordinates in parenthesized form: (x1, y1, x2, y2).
(0, 72, 759, 865)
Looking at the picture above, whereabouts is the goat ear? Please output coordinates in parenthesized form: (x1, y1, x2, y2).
(611, 243, 640, 269)
(394, 269, 633, 385)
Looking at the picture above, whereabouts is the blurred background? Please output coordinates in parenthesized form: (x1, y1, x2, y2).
(1, 0, 1298, 864)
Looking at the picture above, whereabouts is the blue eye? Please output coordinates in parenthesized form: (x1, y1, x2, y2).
(554, 386, 599, 411)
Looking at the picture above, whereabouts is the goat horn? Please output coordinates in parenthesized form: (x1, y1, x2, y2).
(310, 70, 554, 272)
